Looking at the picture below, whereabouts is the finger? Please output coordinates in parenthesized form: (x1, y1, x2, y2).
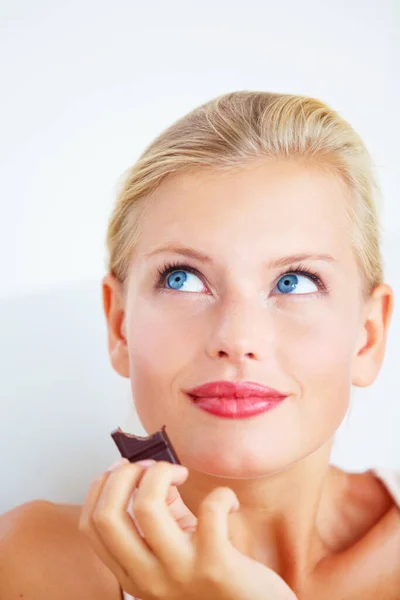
(128, 475, 198, 536)
(79, 459, 131, 567)
(195, 487, 239, 562)
(131, 461, 194, 571)
(79, 468, 136, 589)
(80, 461, 162, 592)
(93, 462, 162, 575)
(127, 485, 196, 537)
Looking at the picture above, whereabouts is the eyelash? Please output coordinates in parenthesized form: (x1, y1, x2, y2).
(155, 260, 330, 296)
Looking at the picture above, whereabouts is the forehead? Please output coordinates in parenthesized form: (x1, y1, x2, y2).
(134, 159, 353, 263)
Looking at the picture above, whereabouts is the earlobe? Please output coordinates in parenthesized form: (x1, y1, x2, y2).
(351, 284, 394, 388)
(110, 339, 130, 378)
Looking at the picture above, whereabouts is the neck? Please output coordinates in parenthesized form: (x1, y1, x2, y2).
(178, 438, 341, 589)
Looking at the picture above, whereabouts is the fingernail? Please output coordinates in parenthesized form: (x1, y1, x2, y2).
(107, 457, 129, 472)
(135, 459, 156, 467)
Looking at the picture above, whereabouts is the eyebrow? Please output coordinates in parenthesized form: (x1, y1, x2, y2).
(143, 243, 335, 269)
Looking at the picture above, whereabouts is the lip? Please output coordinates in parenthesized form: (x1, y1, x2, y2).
(186, 380, 288, 420)
(187, 380, 287, 399)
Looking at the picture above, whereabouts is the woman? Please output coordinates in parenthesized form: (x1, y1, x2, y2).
(1, 91, 399, 599)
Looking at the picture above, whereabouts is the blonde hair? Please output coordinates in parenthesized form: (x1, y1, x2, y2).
(105, 90, 384, 298)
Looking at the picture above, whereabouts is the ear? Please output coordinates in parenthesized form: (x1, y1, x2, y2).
(352, 283, 394, 387)
(102, 273, 130, 378)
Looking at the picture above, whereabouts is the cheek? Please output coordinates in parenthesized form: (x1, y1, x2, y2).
(293, 320, 354, 378)
(125, 301, 202, 427)
(280, 305, 357, 421)
(272, 305, 357, 450)
(128, 301, 201, 373)
(276, 299, 358, 372)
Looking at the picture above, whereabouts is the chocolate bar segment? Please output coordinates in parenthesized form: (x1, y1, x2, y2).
(110, 425, 181, 465)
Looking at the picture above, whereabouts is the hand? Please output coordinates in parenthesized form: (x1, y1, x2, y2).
(79, 459, 299, 600)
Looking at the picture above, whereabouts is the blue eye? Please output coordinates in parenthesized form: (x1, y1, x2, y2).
(275, 273, 318, 294)
(157, 261, 324, 296)
(165, 269, 204, 292)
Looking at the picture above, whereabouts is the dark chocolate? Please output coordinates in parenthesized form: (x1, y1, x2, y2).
(110, 425, 181, 465)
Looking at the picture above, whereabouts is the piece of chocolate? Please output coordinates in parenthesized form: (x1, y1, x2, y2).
(110, 425, 181, 465)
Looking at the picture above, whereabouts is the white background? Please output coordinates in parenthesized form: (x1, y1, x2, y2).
(1, 0, 399, 514)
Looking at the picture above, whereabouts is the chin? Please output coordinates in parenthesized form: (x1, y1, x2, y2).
(179, 446, 299, 479)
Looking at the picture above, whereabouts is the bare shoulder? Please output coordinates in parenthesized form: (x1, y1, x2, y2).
(321, 467, 400, 598)
(0, 500, 121, 600)
(347, 466, 400, 559)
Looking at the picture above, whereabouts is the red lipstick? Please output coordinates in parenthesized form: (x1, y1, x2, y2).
(186, 380, 287, 419)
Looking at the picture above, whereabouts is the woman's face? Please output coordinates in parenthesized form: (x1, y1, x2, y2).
(116, 159, 371, 476)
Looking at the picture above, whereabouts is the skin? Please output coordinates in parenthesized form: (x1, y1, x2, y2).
(102, 158, 394, 593)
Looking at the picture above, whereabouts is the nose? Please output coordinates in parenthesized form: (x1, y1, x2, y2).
(205, 296, 271, 365)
